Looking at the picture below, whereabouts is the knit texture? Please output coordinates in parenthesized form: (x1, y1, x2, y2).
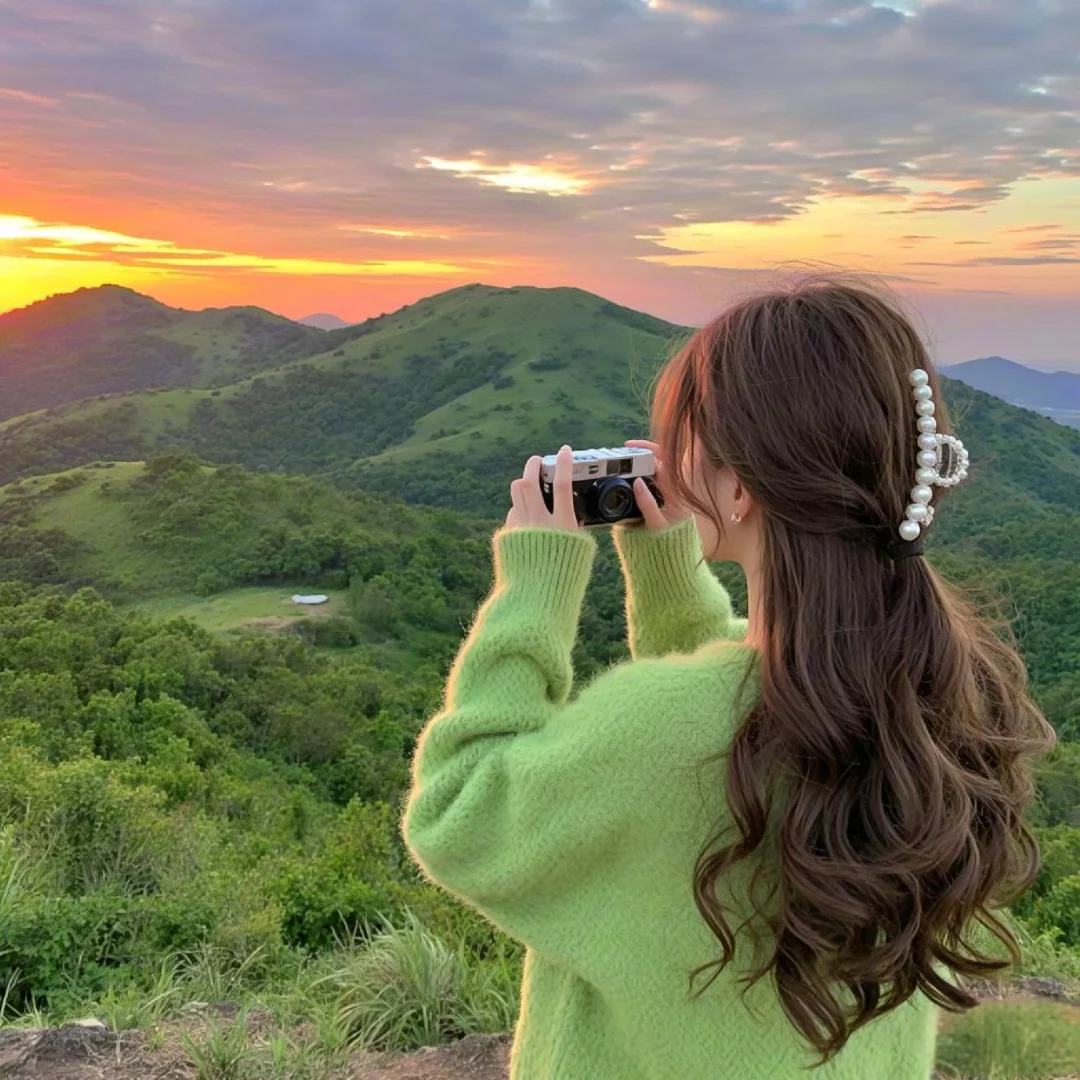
(404, 518, 938, 1080)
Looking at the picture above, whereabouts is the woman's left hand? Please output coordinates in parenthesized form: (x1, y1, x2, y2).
(505, 445, 579, 532)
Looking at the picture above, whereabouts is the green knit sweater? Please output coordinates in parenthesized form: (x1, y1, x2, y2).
(404, 519, 938, 1079)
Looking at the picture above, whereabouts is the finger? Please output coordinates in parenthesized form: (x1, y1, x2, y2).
(506, 478, 526, 528)
(520, 455, 547, 520)
(626, 442, 673, 505)
(553, 445, 576, 527)
(633, 478, 669, 531)
(626, 438, 665, 478)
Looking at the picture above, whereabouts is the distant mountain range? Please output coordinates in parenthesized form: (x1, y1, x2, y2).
(299, 313, 351, 330)
(941, 357, 1080, 430)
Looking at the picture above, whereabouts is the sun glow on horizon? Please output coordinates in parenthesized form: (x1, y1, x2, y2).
(0, 212, 482, 314)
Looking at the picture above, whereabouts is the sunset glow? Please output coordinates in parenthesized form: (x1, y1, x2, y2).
(0, 0, 1077, 363)
(0, 213, 474, 314)
(419, 158, 592, 196)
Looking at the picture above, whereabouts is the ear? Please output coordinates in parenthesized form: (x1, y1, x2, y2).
(732, 477, 757, 519)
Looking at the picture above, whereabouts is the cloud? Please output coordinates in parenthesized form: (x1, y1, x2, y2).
(0, 0, 1077, 272)
(913, 255, 1080, 268)
(1005, 223, 1064, 234)
(0, 214, 471, 277)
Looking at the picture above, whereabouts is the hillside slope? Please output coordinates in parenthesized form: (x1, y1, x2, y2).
(0, 285, 328, 419)
(1, 284, 1079, 532)
(0, 454, 633, 681)
(0, 454, 490, 601)
(5, 285, 1079, 528)
(2, 448, 1077, 737)
(0, 284, 683, 504)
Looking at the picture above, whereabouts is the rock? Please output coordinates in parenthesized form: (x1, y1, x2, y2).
(0, 1026, 123, 1075)
(1017, 975, 1068, 1000)
(68, 1018, 107, 1029)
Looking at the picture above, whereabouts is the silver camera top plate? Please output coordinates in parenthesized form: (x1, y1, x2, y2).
(539, 446, 655, 483)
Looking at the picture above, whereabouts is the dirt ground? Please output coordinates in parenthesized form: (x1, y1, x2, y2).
(0, 1022, 510, 1080)
(0, 981, 1073, 1079)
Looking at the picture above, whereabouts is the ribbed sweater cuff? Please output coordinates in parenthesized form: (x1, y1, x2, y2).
(613, 517, 704, 598)
(493, 527, 597, 624)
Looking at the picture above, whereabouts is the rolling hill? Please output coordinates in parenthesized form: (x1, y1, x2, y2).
(0, 284, 683, 507)
(0, 284, 329, 420)
(2, 284, 1079, 526)
(942, 356, 1080, 429)
(0, 454, 489, 600)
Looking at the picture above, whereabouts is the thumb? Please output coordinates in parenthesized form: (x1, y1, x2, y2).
(633, 478, 669, 531)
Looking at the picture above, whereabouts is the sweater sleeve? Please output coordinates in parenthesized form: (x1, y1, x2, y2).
(403, 526, 654, 958)
(612, 517, 746, 659)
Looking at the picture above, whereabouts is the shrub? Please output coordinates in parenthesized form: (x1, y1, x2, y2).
(527, 356, 568, 372)
(47, 471, 88, 494)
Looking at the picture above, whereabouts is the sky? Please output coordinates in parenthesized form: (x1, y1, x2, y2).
(0, 0, 1078, 367)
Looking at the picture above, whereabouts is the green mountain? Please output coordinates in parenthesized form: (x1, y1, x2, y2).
(0, 284, 679, 503)
(3, 284, 1080, 524)
(0, 284, 329, 420)
(942, 356, 1080, 430)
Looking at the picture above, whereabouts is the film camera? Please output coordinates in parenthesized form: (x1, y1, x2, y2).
(539, 447, 663, 527)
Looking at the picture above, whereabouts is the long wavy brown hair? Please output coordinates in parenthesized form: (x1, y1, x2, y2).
(653, 278, 1056, 1062)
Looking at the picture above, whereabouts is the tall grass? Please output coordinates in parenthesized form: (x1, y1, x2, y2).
(328, 916, 519, 1052)
(936, 1001, 1080, 1080)
(2, 907, 1076, 1079)
(180, 1011, 255, 1080)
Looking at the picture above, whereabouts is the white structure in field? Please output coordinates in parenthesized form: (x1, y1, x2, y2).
(291, 594, 329, 606)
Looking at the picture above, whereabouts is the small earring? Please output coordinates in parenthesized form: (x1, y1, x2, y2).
(730, 511, 742, 525)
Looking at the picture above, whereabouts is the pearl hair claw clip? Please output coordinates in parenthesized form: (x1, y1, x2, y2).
(897, 369, 970, 544)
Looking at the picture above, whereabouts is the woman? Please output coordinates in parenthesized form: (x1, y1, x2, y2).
(403, 280, 1055, 1079)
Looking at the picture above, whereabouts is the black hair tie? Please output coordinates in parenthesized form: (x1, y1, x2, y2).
(886, 536, 926, 561)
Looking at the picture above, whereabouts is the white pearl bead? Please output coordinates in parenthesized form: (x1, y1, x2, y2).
(918, 449, 938, 468)
(909, 369, 930, 387)
(906, 503, 929, 523)
(913, 385, 933, 402)
(899, 520, 921, 541)
(911, 485, 933, 504)
(917, 417, 937, 434)
(916, 400, 936, 417)
(916, 467, 937, 485)
(918, 433, 938, 451)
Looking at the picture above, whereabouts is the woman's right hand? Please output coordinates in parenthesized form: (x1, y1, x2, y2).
(625, 439, 693, 532)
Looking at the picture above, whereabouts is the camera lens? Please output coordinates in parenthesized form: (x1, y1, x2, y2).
(594, 478, 634, 523)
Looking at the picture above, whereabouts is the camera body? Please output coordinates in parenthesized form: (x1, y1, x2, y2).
(539, 447, 663, 527)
